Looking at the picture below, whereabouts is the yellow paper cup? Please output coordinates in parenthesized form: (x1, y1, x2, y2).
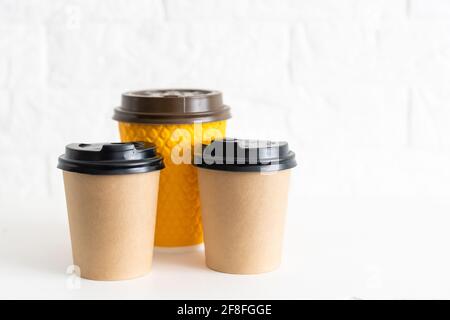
(113, 90, 231, 249)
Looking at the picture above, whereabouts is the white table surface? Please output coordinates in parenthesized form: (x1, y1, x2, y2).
(1, 195, 449, 300)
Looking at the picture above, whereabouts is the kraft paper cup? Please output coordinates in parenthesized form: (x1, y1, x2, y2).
(58, 142, 164, 281)
(113, 89, 231, 249)
(195, 139, 296, 274)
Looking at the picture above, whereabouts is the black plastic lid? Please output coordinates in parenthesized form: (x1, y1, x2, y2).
(113, 89, 232, 124)
(194, 138, 297, 172)
(57, 142, 164, 175)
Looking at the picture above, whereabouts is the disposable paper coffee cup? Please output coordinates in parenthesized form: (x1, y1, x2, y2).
(58, 142, 164, 280)
(195, 139, 296, 274)
(113, 89, 231, 249)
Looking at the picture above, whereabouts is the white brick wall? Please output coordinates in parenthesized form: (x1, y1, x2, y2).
(1, 0, 450, 214)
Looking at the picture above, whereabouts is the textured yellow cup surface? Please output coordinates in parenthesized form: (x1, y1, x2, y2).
(119, 121, 226, 247)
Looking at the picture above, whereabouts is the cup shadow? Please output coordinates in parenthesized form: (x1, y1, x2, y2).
(0, 218, 72, 275)
(152, 249, 208, 271)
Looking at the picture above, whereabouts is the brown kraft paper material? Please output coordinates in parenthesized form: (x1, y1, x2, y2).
(62, 171, 160, 280)
(197, 168, 291, 274)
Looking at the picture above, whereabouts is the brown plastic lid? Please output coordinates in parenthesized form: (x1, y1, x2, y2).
(113, 89, 231, 124)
